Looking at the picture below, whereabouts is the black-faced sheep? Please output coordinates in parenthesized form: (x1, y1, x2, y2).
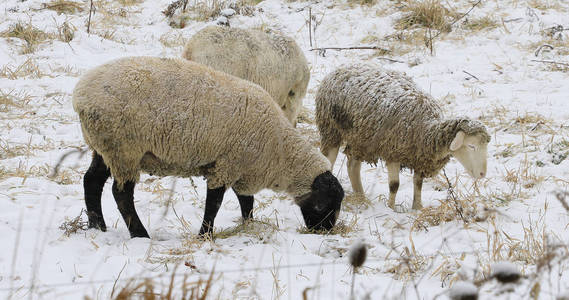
(315, 64, 490, 210)
(72, 56, 343, 238)
(182, 26, 310, 126)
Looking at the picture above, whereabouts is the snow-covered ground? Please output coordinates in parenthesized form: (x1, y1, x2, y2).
(1, 0, 569, 299)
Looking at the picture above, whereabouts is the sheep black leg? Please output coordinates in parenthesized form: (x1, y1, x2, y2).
(233, 189, 254, 220)
(84, 152, 110, 231)
(199, 186, 226, 236)
(112, 180, 149, 238)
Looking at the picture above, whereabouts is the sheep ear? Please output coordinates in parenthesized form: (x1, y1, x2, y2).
(450, 131, 466, 151)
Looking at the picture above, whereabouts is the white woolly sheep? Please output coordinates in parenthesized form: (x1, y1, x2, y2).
(72, 56, 343, 238)
(182, 25, 310, 126)
(315, 64, 490, 210)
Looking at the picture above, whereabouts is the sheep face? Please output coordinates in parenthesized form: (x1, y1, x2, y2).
(450, 131, 488, 179)
(296, 171, 344, 231)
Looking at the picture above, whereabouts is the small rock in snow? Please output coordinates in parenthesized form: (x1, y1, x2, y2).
(448, 281, 478, 300)
(491, 261, 521, 283)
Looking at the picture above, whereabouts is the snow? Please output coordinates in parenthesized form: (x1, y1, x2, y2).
(1, 0, 569, 299)
(220, 8, 236, 17)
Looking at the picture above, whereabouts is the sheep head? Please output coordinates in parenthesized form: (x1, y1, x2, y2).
(296, 171, 344, 231)
(450, 131, 489, 179)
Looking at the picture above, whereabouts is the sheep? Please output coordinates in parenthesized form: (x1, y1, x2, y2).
(72, 56, 344, 238)
(182, 25, 310, 126)
(315, 64, 490, 210)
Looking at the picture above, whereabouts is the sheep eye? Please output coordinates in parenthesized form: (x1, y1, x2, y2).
(288, 90, 295, 97)
(467, 144, 476, 151)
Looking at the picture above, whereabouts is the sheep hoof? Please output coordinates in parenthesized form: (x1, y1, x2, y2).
(129, 229, 150, 239)
(197, 231, 214, 241)
(87, 214, 107, 232)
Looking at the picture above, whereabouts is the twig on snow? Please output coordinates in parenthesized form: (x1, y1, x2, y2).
(531, 59, 569, 67)
(87, 0, 94, 34)
(462, 70, 480, 81)
(376, 57, 405, 64)
(534, 44, 554, 57)
(442, 169, 468, 224)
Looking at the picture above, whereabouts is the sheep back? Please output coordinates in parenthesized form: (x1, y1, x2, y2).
(73, 56, 327, 195)
(182, 26, 310, 124)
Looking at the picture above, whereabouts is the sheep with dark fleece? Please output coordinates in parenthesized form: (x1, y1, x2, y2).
(316, 64, 489, 210)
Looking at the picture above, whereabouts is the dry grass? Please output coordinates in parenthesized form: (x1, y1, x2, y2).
(342, 193, 373, 212)
(528, 0, 566, 11)
(480, 213, 567, 274)
(1, 21, 54, 54)
(117, 0, 144, 6)
(502, 157, 545, 190)
(463, 16, 498, 31)
(184, 0, 259, 22)
(384, 244, 430, 281)
(0, 90, 31, 113)
(297, 215, 359, 237)
(375, 30, 428, 56)
(214, 218, 279, 240)
(412, 197, 492, 231)
(0, 162, 80, 184)
(168, 14, 192, 29)
(59, 209, 88, 237)
(346, 0, 376, 6)
(42, 0, 84, 14)
(55, 21, 75, 43)
(107, 267, 215, 300)
(0, 58, 45, 79)
(395, 0, 456, 32)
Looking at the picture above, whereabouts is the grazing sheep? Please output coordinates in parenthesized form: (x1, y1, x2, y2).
(182, 26, 310, 126)
(73, 56, 343, 238)
(315, 64, 490, 210)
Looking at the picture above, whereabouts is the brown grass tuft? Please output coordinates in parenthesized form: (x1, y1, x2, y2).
(412, 197, 492, 231)
(214, 218, 278, 240)
(110, 268, 215, 300)
(0, 58, 45, 79)
(395, 0, 456, 32)
(42, 0, 84, 14)
(0, 90, 31, 113)
(342, 193, 373, 212)
(1, 21, 53, 54)
(463, 16, 498, 31)
(346, 0, 376, 6)
(528, 0, 566, 11)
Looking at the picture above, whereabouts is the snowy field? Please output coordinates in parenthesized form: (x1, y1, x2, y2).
(1, 0, 569, 299)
